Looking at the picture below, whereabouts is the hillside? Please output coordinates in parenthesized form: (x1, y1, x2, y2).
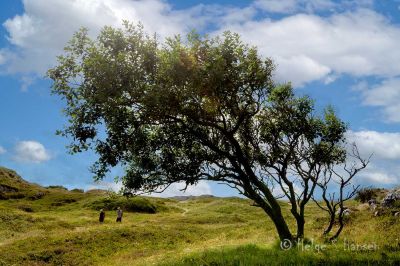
(0, 167, 46, 200)
(0, 167, 400, 265)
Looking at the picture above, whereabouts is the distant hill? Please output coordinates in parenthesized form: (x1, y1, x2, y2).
(0, 166, 46, 200)
(169, 194, 216, 201)
(0, 166, 170, 214)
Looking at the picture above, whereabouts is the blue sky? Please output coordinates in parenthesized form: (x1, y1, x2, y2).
(1, 0, 400, 196)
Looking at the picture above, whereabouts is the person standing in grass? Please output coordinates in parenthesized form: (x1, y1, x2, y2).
(99, 209, 105, 223)
(116, 207, 123, 222)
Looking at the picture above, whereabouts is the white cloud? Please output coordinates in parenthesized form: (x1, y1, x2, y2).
(346, 130, 400, 160)
(220, 6, 257, 25)
(152, 181, 212, 197)
(0, 146, 6, 154)
(358, 166, 398, 185)
(345, 130, 400, 186)
(2, 1, 400, 90)
(1, 0, 216, 75)
(87, 180, 123, 192)
(13, 140, 51, 163)
(357, 79, 400, 123)
(216, 9, 400, 86)
(273, 55, 331, 87)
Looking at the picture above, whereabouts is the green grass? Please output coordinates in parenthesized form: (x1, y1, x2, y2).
(161, 243, 400, 266)
(0, 167, 400, 265)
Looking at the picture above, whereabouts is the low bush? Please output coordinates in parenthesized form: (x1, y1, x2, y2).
(18, 205, 34, 212)
(355, 187, 379, 203)
(51, 198, 77, 206)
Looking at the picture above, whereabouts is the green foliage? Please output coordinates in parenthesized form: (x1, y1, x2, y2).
(355, 187, 380, 203)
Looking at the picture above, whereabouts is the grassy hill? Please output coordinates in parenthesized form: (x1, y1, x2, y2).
(0, 167, 399, 265)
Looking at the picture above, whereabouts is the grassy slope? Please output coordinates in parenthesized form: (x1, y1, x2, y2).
(0, 168, 399, 265)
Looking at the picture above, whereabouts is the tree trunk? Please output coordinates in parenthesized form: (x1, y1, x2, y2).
(296, 216, 305, 239)
(256, 198, 293, 241)
(243, 175, 293, 242)
(330, 214, 344, 241)
(323, 213, 335, 235)
(268, 208, 293, 241)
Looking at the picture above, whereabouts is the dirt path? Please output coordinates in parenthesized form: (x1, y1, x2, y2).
(176, 201, 190, 216)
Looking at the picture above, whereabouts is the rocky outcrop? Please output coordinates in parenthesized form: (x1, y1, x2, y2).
(382, 189, 400, 208)
(0, 184, 18, 193)
(367, 189, 400, 217)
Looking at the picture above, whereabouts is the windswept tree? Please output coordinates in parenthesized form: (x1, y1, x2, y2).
(49, 23, 351, 241)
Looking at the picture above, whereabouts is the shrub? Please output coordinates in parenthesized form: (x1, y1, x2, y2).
(70, 188, 84, 193)
(125, 197, 157, 213)
(18, 205, 34, 212)
(87, 197, 159, 213)
(355, 187, 378, 203)
(51, 198, 77, 206)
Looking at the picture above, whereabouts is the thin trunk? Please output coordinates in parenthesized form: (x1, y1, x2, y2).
(323, 213, 335, 235)
(296, 216, 305, 239)
(295, 204, 306, 239)
(330, 213, 344, 241)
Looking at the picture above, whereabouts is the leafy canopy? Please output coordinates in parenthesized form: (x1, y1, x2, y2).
(48, 23, 346, 198)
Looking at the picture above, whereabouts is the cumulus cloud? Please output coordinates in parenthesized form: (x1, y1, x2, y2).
(152, 181, 213, 197)
(1, 0, 217, 75)
(344, 130, 400, 186)
(217, 9, 400, 86)
(13, 140, 52, 163)
(346, 130, 400, 160)
(0, 146, 6, 154)
(358, 165, 398, 185)
(2, 1, 400, 90)
(357, 79, 400, 123)
(87, 180, 123, 192)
